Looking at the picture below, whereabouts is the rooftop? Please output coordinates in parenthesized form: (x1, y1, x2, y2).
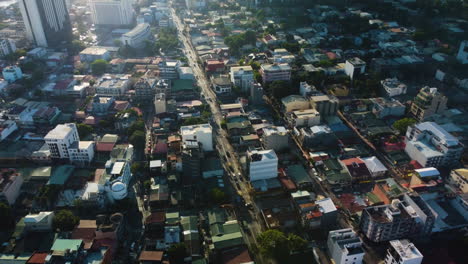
(389, 239, 423, 260)
(414, 122, 459, 147)
(44, 123, 76, 140)
(261, 63, 291, 72)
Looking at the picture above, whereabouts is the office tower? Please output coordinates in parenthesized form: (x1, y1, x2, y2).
(19, 0, 72, 47)
(90, 0, 134, 26)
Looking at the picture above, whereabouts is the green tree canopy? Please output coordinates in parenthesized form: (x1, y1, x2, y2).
(91, 59, 108, 75)
(0, 202, 14, 231)
(53, 209, 80, 231)
(77, 123, 93, 139)
(127, 119, 145, 137)
(130, 130, 146, 149)
(167, 243, 186, 264)
(268, 80, 294, 99)
(257, 230, 307, 262)
(393, 118, 417, 135)
(210, 188, 229, 204)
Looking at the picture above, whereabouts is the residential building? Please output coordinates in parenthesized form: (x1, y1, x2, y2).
(185, 0, 206, 9)
(456, 40, 468, 64)
(33, 106, 61, 125)
(138, 251, 164, 264)
(154, 79, 171, 96)
(44, 123, 95, 164)
(0, 120, 18, 141)
(281, 95, 310, 113)
(95, 74, 131, 97)
(19, 0, 72, 47)
(345, 57, 366, 80)
(211, 75, 232, 94)
(309, 94, 338, 117)
(410, 87, 447, 121)
(2, 66, 23, 83)
(289, 108, 321, 127)
(180, 123, 213, 152)
(359, 193, 435, 242)
(247, 149, 278, 181)
(299, 81, 316, 97)
(298, 125, 337, 148)
(362, 156, 387, 177)
(154, 93, 166, 114)
(182, 140, 203, 181)
(260, 63, 291, 84)
(448, 168, 468, 193)
(381, 78, 407, 97)
(370, 98, 406, 118)
(121, 23, 152, 48)
(24, 211, 54, 231)
(385, 240, 423, 264)
(91, 95, 115, 115)
(178, 67, 194, 80)
(327, 228, 365, 264)
(49, 239, 83, 263)
(230, 66, 254, 92)
(134, 77, 156, 103)
(262, 126, 289, 152)
(79, 47, 111, 62)
(250, 82, 264, 104)
(340, 158, 372, 183)
(0, 171, 23, 205)
(90, 0, 134, 26)
(405, 122, 463, 168)
(205, 60, 225, 73)
(0, 38, 16, 57)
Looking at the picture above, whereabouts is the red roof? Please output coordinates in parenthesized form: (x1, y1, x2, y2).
(139, 251, 163, 262)
(326, 52, 337, 60)
(113, 101, 129, 112)
(27, 253, 48, 264)
(96, 142, 115, 152)
(279, 176, 297, 190)
(410, 160, 423, 170)
(146, 212, 166, 224)
(54, 79, 73, 90)
(222, 247, 252, 264)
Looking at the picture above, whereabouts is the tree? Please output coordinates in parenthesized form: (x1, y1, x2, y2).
(130, 130, 146, 149)
(131, 162, 144, 175)
(268, 80, 293, 99)
(210, 188, 228, 204)
(77, 123, 93, 139)
(393, 118, 417, 134)
(91, 59, 108, 75)
(127, 119, 145, 137)
(167, 243, 186, 264)
(0, 202, 14, 231)
(53, 210, 80, 231)
(70, 40, 86, 55)
(257, 230, 307, 262)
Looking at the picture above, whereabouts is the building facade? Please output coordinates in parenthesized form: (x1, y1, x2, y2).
(385, 240, 423, 264)
(410, 87, 447, 121)
(260, 63, 291, 84)
(134, 77, 156, 103)
(90, 0, 134, 26)
(262, 126, 289, 152)
(2, 66, 23, 83)
(19, 0, 72, 47)
(121, 23, 152, 48)
(180, 124, 213, 152)
(0, 38, 16, 57)
(95, 74, 131, 97)
(327, 228, 365, 264)
(247, 149, 278, 181)
(230, 66, 254, 92)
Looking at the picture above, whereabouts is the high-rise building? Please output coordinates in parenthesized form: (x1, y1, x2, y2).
(327, 228, 365, 264)
(90, 0, 134, 26)
(182, 140, 203, 181)
(230, 66, 254, 92)
(0, 39, 16, 57)
(385, 240, 423, 264)
(410, 87, 447, 121)
(19, 0, 72, 47)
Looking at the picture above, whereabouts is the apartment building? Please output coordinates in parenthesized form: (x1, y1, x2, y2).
(247, 149, 278, 182)
(230, 66, 254, 92)
(95, 74, 131, 97)
(327, 228, 365, 264)
(410, 87, 447, 121)
(449, 168, 468, 193)
(180, 124, 213, 152)
(262, 126, 289, 152)
(385, 240, 423, 264)
(260, 63, 291, 84)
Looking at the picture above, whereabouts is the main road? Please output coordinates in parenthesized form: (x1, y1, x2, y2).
(170, 7, 265, 257)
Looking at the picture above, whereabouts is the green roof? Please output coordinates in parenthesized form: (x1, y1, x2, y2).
(287, 164, 312, 185)
(181, 215, 198, 231)
(166, 212, 180, 225)
(212, 232, 244, 250)
(241, 134, 259, 141)
(0, 254, 31, 263)
(207, 209, 226, 225)
(19, 166, 52, 181)
(366, 192, 381, 204)
(323, 159, 352, 184)
(99, 134, 119, 143)
(48, 165, 75, 185)
(172, 79, 195, 92)
(226, 121, 251, 130)
(51, 239, 83, 252)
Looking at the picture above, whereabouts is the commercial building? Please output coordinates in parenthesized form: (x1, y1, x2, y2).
(0, 38, 16, 57)
(158, 60, 180, 79)
(95, 74, 131, 97)
(281, 95, 310, 113)
(327, 228, 365, 264)
(345, 57, 366, 80)
(456, 40, 468, 64)
(381, 78, 407, 97)
(79, 47, 110, 62)
(154, 93, 166, 114)
(2, 66, 23, 83)
(180, 124, 213, 152)
(309, 94, 338, 117)
(134, 77, 156, 103)
(262, 126, 289, 152)
(247, 149, 278, 181)
(448, 168, 468, 193)
(230, 66, 254, 92)
(385, 240, 423, 264)
(90, 0, 134, 26)
(260, 63, 291, 84)
(360, 193, 435, 242)
(289, 108, 321, 127)
(211, 75, 232, 94)
(19, 0, 72, 47)
(410, 87, 447, 121)
(121, 23, 152, 49)
(405, 122, 463, 168)
(44, 123, 95, 164)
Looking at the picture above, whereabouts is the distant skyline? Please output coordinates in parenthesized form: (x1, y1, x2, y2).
(0, 0, 18, 8)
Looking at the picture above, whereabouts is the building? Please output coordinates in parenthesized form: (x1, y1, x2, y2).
(247, 149, 278, 181)
(298, 125, 337, 148)
(154, 93, 166, 114)
(281, 95, 310, 113)
(95, 74, 131, 97)
(154, 79, 171, 96)
(309, 94, 338, 117)
(289, 108, 321, 127)
(79, 47, 111, 62)
(180, 124, 213, 151)
(361, 156, 387, 177)
(0, 38, 16, 57)
(410, 87, 447, 121)
(456, 40, 468, 64)
(0, 171, 23, 205)
(299, 81, 316, 97)
(24, 211, 54, 231)
(327, 229, 365, 264)
(121, 23, 152, 48)
(260, 63, 291, 84)
(211, 75, 232, 94)
(341, 158, 372, 183)
(19, 0, 72, 47)
(230, 66, 254, 92)
(44, 123, 94, 164)
(405, 122, 463, 168)
(90, 0, 134, 26)
(158, 60, 180, 79)
(385, 240, 423, 264)
(381, 78, 407, 97)
(250, 82, 264, 104)
(359, 193, 435, 242)
(345, 57, 366, 80)
(370, 97, 406, 118)
(2, 66, 23, 83)
(0, 120, 18, 142)
(448, 168, 468, 193)
(134, 77, 156, 103)
(185, 0, 206, 9)
(91, 95, 115, 115)
(262, 126, 289, 152)
(182, 140, 203, 181)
